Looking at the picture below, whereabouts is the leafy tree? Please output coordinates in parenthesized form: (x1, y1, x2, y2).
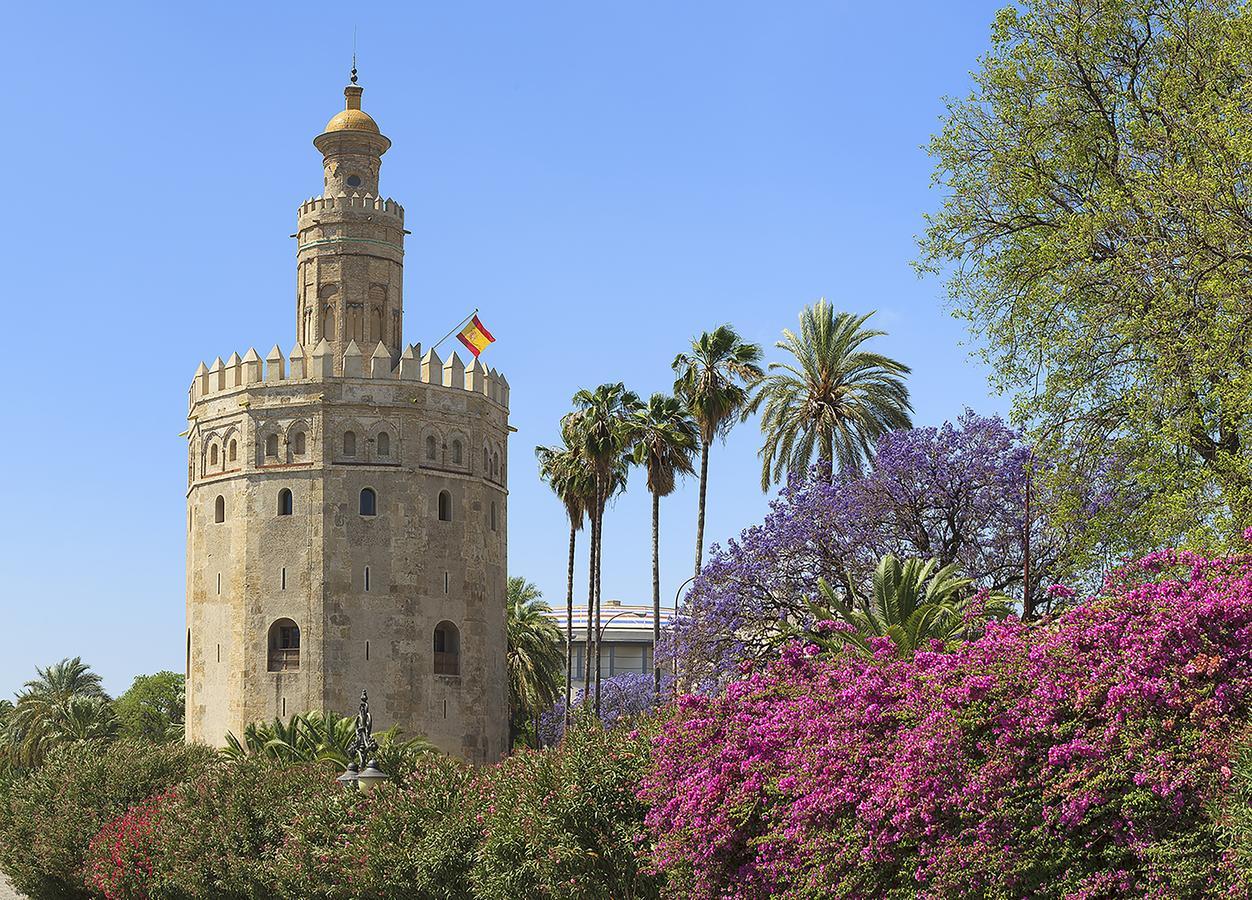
(753, 301, 912, 487)
(536, 427, 594, 728)
(506, 577, 565, 748)
(673, 325, 764, 575)
(919, 0, 1252, 554)
(563, 383, 641, 714)
(113, 671, 184, 743)
(629, 393, 699, 699)
(802, 554, 1010, 659)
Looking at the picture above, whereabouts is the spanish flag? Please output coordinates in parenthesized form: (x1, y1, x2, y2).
(457, 315, 496, 357)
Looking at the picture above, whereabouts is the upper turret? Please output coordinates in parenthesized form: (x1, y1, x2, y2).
(295, 69, 406, 369)
(313, 71, 391, 197)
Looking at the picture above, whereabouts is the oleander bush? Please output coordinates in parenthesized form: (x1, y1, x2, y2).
(641, 548, 1252, 899)
(0, 739, 215, 900)
(75, 722, 657, 899)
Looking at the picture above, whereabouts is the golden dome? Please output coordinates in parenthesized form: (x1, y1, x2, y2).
(322, 84, 380, 135)
(324, 107, 380, 134)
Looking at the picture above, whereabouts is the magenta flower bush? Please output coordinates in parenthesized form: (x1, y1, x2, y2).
(642, 549, 1252, 898)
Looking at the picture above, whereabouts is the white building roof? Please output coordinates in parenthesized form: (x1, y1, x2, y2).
(543, 600, 669, 643)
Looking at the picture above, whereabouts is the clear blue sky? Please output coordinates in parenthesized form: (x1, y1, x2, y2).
(0, 1, 1007, 697)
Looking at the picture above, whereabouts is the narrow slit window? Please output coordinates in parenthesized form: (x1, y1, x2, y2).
(281, 567, 287, 590)
(217, 643, 221, 663)
(366, 640, 370, 661)
(364, 566, 370, 592)
(216, 573, 221, 595)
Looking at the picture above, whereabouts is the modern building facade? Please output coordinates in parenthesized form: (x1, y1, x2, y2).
(545, 600, 658, 682)
(184, 73, 511, 763)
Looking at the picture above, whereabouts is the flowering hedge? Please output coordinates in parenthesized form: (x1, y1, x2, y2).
(641, 549, 1252, 898)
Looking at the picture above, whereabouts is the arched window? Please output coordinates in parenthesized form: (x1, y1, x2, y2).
(278, 488, 293, 516)
(425, 435, 437, 460)
(452, 439, 463, 465)
(209, 444, 218, 467)
(433, 621, 460, 675)
(438, 490, 452, 522)
(292, 431, 306, 456)
(266, 434, 279, 458)
(377, 432, 390, 457)
(483, 447, 489, 471)
(214, 495, 225, 523)
(343, 431, 357, 457)
(490, 501, 497, 532)
(492, 451, 500, 478)
(360, 487, 377, 517)
(228, 439, 237, 462)
(323, 306, 335, 340)
(267, 619, 300, 672)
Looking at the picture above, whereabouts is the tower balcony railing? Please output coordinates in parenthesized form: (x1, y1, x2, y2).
(267, 648, 301, 672)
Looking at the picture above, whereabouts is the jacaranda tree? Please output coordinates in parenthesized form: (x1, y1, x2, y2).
(663, 411, 1109, 686)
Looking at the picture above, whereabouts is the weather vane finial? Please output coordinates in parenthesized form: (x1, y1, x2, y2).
(350, 27, 358, 84)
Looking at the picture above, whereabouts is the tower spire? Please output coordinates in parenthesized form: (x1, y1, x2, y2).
(350, 27, 358, 84)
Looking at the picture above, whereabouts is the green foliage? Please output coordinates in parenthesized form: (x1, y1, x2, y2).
(4, 657, 117, 768)
(268, 753, 479, 899)
(222, 709, 434, 773)
(507, 577, 565, 749)
(918, 0, 1252, 555)
(629, 394, 698, 500)
(70, 721, 658, 898)
(113, 671, 184, 743)
(671, 325, 764, 447)
(0, 739, 215, 900)
(753, 302, 912, 488)
(804, 554, 1012, 658)
(1218, 725, 1252, 890)
(470, 721, 662, 899)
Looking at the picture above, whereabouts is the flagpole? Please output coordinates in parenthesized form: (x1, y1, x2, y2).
(427, 308, 479, 355)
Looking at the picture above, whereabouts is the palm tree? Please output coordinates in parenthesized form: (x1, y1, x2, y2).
(562, 383, 642, 715)
(629, 394, 699, 700)
(754, 302, 912, 488)
(3, 657, 113, 767)
(536, 432, 594, 731)
(804, 555, 1010, 658)
(673, 326, 764, 575)
(506, 577, 566, 748)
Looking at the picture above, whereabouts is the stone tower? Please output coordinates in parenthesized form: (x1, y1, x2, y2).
(184, 74, 510, 763)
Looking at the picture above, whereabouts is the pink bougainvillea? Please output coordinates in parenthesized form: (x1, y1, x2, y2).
(641, 549, 1252, 899)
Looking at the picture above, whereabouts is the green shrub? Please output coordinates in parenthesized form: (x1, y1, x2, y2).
(0, 739, 215, 900)
(469, 721, 662, 899)
(269, 753, 478, 899)
(96, 756, 333, 899)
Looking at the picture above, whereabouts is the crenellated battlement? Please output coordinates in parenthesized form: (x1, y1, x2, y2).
(297, 193, 404, 221)
(189, 340, 508, 410)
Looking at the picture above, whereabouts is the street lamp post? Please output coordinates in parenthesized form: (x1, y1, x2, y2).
(337, 689, 390, 794)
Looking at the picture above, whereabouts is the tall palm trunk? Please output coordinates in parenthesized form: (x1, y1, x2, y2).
(652, 489, 662, 701)
(564, 524, 576, 732)
(694, 438, 710, 576)
(583, 492, 597, 706)
(594, 493, 605, 716)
